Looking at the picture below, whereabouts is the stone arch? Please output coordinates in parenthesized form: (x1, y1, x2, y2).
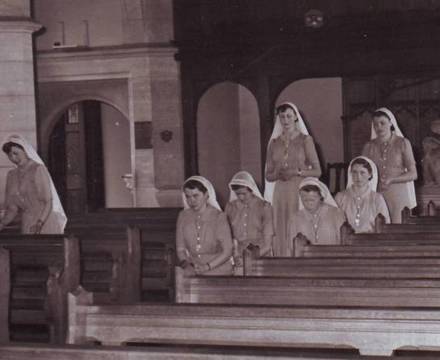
(275, 77, 344, 168)
(40, 94, 129, 159)
(197, 81, 261, 206)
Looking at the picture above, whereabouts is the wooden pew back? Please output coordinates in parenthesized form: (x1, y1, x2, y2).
(0, 234, 80, 344)
(68, 286, 440, 356)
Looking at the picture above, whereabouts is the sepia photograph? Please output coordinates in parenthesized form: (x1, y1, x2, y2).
(1, 0, 440, 358)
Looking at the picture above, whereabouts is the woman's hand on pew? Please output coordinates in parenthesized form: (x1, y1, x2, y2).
(194, 262, 211, 275)
(30, 220, 43, 234)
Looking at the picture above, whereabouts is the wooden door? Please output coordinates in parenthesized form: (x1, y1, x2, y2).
(49, 101, 105, 215)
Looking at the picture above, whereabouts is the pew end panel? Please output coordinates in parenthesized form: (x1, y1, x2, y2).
(67, 286, 95, 345)
(293, 233, 310, 257)
(243, 244, 260, 276)
(46, 236, 81, 344)
(340, 222, 355, 245)
(0, 248, 9, 343)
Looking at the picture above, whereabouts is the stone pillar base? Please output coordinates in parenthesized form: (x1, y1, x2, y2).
(156, 189, 182, 208)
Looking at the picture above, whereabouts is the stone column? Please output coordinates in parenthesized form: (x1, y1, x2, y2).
(0, 2, 41, 204)
(135, 0, 184, 207)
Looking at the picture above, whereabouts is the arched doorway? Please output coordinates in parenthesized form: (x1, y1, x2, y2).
(197, 82, 260, 206)
(48, 100, 132, 215)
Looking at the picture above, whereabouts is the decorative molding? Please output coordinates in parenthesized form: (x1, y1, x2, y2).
(0, 18, 41, 33)
(37, 43, 177, 61)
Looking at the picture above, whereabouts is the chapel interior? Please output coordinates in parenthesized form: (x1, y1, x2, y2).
(1, 0, 440, 358)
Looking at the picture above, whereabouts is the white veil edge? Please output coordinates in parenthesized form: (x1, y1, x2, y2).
(264, 102, 310, 204)
(182, 175, 222, 211)
(346, 156, 378, 192)
(4, 134, 67, 231)
(371, 108, 416, 208)
(298, 177, 338, 210)
(228, 171, 264, 202)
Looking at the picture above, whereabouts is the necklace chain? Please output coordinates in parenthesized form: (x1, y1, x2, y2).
(195, 214, 202, 257)
(309, 208, 321, 242)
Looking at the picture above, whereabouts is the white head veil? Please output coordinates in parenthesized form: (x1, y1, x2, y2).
(4, 134, 67, 231)
(371, 107, 417, 208)
(264, 102, 309, 204)
(371, 107, 404, 139)
(346, 156, 378, 192)
(182, 175, 221, 211)
(228, 171, 264, 202)
(298, 177, 338, 210)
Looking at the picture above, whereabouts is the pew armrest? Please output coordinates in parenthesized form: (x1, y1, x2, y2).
(243, 245, 260, 276)
(293, 233, 310, 257)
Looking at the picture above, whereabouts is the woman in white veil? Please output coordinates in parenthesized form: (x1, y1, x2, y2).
(335, 156, 390, 233)
(225, 171, 274, 262)
(264, 102, 321, 256)
(0, 134, 67, 234)
(176, 175, 233, 276)
(362, 107, 417, 223)
(289, 177, 346, 249)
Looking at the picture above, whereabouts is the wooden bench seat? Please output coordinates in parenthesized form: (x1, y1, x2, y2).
(68, 287, 440, 356)
(244, 257, 440, 278)
(67, 209, 178, 303)
(374, 213, 440, 233)
(0, 343, 408, 360)
(298, 244, 440, 257)
(175, 271, 440, 307)
(64, 226, 141, 304)
(0, 234, 80, 344)
(292, 232, 440, 257)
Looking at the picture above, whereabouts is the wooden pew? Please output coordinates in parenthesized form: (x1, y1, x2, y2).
(402, 206, 440, 224)
(292, 230, 440, 257)
(129, 225, 175, 302)
(0, 234, 80, 344)
(65, 225, 141, 304)
(68, 286, 440, 356)
(67, 208, 178, 303)
(0, 343, 414, 360)
(341, 221, 440, 245)
(375, 213, 440, 233)
(243, 248, 440, 278)
(175, 268, 440, 307)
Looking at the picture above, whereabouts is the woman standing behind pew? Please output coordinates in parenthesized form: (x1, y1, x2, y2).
(264, 102, 321, 257)
(176, 176, 233, 276)
(225, 171, 274, 266)
(0, 134, 66, 234)
(362, 108, 417, 223)
(289, 177, 345, 249)
(335, 156, 390, 233)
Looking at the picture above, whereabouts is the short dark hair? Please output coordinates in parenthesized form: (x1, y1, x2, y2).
(351, 157, 373, 178)
(300, 184, 323, 201)
(373, 110, 395, 131)
(231, 184, 252, 193)
(183, 179, 208, 194)
(2, 141, 24, 155)
(276, 103, 295, 115)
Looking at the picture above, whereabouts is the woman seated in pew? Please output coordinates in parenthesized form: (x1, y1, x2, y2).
(0, 134, 66, 234)
(335, 156, 390, 233)
(362, 107, 417, 223)
(225, 171, 274, 266)
(176, 175, 233, 276)
(289, 177, 345, 250)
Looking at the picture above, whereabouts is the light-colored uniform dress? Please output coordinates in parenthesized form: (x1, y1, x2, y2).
(225, 196, 274, 255)
(176, 205, 233, 275)
(335, 188, 390, 233)
(5, 161, 62, 234)
(289, 203, 346, 247)
(265, 133, 320, 256)
(362, 134, 416, 223)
